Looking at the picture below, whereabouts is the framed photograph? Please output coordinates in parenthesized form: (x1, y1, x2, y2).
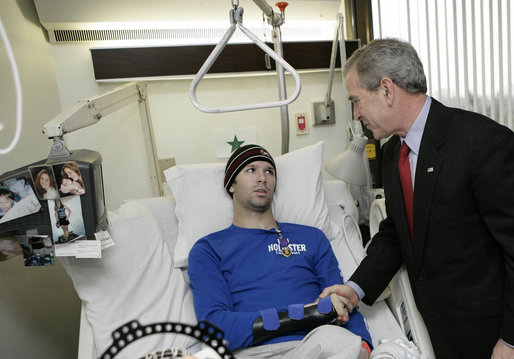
(0, 174, 41, 224)
(29, 165, 59, 200)
(52, 161, 86, 198)
(49, 196, 86, 244)
(17, 235, 55, 267)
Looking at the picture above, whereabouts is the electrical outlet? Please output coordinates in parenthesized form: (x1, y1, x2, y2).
(312, 101, 336, 126)
(294, 112, 309, 135)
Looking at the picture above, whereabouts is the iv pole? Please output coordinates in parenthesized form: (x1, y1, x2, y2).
(254, 1, 291, 154)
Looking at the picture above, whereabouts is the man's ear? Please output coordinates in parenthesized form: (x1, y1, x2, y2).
(380, 77, 395, 105)
(229, 184, 235, 194)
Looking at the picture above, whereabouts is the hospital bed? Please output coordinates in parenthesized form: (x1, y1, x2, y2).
(61, 141, 433, 358)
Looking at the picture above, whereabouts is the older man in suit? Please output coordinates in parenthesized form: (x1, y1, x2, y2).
(320, 38, 513, 359)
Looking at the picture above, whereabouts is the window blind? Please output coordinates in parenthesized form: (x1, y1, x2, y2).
(371, 0, 513, 130)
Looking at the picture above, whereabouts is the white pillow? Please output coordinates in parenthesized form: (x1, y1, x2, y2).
(61, 201, 198, 357)
(165, 141, 336, 268)
(124, 196, 179, 260)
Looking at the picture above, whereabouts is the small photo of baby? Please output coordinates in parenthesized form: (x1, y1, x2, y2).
(0, 174, 41, 224)
(54, 161, 85, 197)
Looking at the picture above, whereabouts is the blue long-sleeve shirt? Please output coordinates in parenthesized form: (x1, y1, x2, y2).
(188, 222, 372, 351)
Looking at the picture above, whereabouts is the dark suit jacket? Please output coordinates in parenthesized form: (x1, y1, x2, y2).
(349, 99, 514, 358)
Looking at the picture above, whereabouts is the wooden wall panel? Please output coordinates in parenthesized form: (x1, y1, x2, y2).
(90, 40, 360, 80)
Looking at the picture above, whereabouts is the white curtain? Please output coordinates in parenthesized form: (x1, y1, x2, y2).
(371, 0, 513, 130)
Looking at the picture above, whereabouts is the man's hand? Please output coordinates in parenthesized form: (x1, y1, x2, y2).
(491, 339, 514, 359)
(319, 285, 360, 323)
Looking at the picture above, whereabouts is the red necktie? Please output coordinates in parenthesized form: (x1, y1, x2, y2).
(399, 142, 414, 240)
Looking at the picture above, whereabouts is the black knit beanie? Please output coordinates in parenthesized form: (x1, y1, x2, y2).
(224, 144, 276, 196)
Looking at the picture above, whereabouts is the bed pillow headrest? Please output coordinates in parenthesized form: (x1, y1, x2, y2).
(61, 201, 198, 356)
(165, 141, 336, 268)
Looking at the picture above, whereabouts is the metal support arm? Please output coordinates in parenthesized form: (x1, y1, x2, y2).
(252, 0, 284, 26)
(43, 83, 144, 138)
(324, 12, 352, 130)
(189, 6, 301, 114)
(43, 82, 163, 196)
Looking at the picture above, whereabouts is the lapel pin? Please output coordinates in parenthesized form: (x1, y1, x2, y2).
(427, 167, 434, 173)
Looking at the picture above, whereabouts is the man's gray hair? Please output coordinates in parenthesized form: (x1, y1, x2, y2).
(343, 38, 427, 94)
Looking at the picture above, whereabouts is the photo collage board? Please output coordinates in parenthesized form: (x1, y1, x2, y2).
(0, 161, 87, 267)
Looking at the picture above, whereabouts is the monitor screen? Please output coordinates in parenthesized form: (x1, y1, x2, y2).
(0, 149, 108, 242)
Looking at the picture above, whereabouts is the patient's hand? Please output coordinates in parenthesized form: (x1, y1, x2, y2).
(319, 285, 359, 320)
(312, 293, 349, 324)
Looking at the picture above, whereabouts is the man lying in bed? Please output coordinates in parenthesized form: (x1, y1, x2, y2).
(188, 144, 372, 359)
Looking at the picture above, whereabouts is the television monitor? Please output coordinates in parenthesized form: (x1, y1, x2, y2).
(0, 149, 107, 241)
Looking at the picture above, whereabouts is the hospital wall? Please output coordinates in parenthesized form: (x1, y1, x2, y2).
(58, 60, 352, 210)
(0, 1, 80, 358)
(47, 0, 352, 211)
(0, 0, 351, 357)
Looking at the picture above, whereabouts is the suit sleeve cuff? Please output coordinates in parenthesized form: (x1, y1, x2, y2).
(346, 280, 365, 301)
(501, 339, 514, 348)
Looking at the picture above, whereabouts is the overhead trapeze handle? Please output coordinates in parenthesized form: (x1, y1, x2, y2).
(189, 6, 301, 114)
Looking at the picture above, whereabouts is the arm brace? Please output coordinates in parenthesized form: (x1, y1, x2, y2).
(252, 294, 346, 344)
